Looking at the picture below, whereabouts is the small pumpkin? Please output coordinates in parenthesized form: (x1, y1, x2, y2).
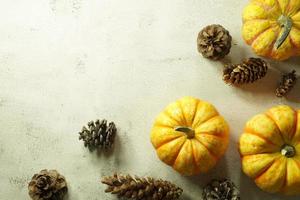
(150, 97, 229, 176)
(239, 105, 300, 195)
(242, 0, 300, 60)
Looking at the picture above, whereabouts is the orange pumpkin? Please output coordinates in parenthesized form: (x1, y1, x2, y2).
(150, 97, 229, 175)
(239, 105, 300, 195)
(242, 0, 300, 60)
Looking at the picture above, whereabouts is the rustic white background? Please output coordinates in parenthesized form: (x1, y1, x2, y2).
(0, 0, 299, 199)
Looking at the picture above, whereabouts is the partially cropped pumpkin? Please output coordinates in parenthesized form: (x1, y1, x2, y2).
(150, 97, 229, 176)
(242, 0, 300, 60)
(239, 105, 300, 195)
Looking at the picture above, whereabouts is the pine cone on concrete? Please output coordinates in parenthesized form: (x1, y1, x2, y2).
(101, 173, 183, 200)
(275, 70, 297, 97)
(197, 24, 232, 60)
(79, 119, 117, 151)
(202, 179, 240, 200)
(223, 57, 268, 84)
(28, 169, 67, 200)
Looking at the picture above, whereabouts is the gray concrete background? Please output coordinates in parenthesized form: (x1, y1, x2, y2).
(0, 0, 299, 199)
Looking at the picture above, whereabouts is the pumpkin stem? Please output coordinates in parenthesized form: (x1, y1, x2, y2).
(275, 15, 293, 49)
(174, 126, 195, 139)
(281, 144, 296, 158)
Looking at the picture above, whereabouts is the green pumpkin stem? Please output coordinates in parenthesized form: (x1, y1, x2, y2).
(174, 126, 195, 139)
(281, 144, 296, 158)
(275, 15, 293, 49)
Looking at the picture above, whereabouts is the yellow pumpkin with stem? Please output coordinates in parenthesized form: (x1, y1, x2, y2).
(150, 97, 229, 176)
(242, 0, 300, 60)
(239, 105, 300, 195)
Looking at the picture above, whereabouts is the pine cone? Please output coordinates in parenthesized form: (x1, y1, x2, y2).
(202, 179, 240, 200)
(101, 173, 183, 200)
(197, 24, 232, 60)
(79, 119, 117, 151)
(28, 169, 67, 200)
(275, 70, 297, 97)
(223, 57, 268, 84)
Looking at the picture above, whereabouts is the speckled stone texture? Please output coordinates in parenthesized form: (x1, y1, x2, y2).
(0, 0, 299, 200)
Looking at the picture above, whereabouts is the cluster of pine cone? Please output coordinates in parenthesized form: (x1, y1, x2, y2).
(26, 23, 297, 200)
(197, 24, 297, 97)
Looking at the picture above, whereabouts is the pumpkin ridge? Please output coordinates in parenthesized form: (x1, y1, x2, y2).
(268, 28, 281, 57)
(252, 0, 271, 10)
(158, 137, 187, 166)
(174, 139, 188, 164)
(243, 127, 279, 146)
(239, 133, 280, 156)
(265, 113, 287, 143)
(255, 0, 284, 19)
(194, 137, 218, 161)
(155, 135, 185, 150)
(292, 111, 300, 143)
(289, 109, 298, 140)
(276, 0, 289, 14)
(243, 22, 269, 45)
(287, 2, 300, 16)
(272, 0, 281, 12)
(196, 131, 225, 139)
(294, 22, 300, 30)
(254, 157, 277, 180)
(156, 112, 181, 128)
(274, 0, 280, 7)
(172, 140, 191, 167)
(293, 11, 300, 20)
(293, 158, 300, 169)
(252, 0, 277, 18)
(163, 110, 181, 125)
(197, 134, 226, 142)
(193, 138, 218, 163)
(280, 159, 289, 193)
(190, 100, 200, 126)
(153, 124, 174, 129)
(242, 151, 278, 157)
(197, 134, 228, 157)
(248, 25, 277, 46)
(285, 0, 292, 14)
(243, 18, 273, 24)
(190, 140, 201, 173)
(193, 114, 219, 130)
(289, 30, 300, 50)
(178, 101, 189, 126)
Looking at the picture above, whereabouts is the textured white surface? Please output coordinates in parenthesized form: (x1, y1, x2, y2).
(0, 0, 300, 199)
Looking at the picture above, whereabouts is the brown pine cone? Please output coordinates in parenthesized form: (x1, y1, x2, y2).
(101, 173, 183, 200)
(202, 179, 240, 200)
(28, 169, 67, 200)
(275, 70, 297, 97)
(197, 24, 232, 60)
(78, 119, 117, 151)
(223, 57, 268, 84)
